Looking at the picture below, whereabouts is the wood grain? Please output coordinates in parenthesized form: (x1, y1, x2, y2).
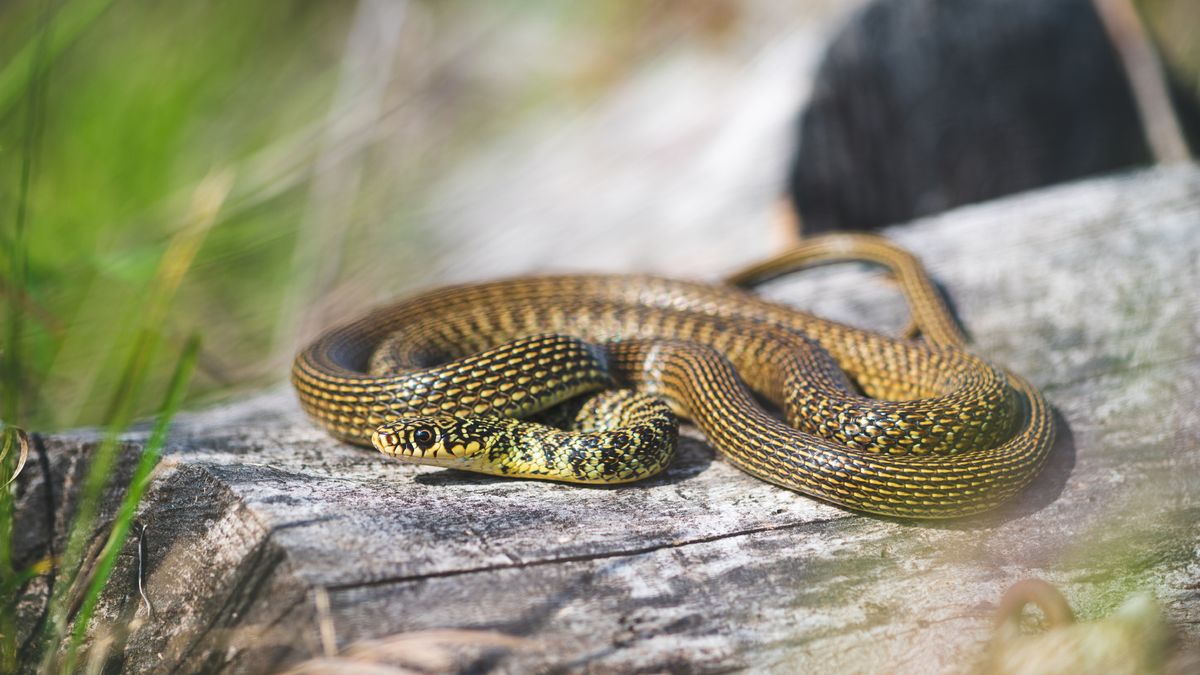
(15, 166, 1200, 673)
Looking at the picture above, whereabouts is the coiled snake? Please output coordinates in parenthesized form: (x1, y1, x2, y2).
(291, 234, 1054, 519)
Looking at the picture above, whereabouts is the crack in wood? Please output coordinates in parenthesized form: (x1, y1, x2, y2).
(326, 515, 849, 591)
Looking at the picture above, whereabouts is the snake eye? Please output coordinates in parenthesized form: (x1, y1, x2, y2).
(412, 427, 435, 449)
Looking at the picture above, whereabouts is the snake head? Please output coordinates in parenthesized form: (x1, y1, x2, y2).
(372, 415, 504, 470)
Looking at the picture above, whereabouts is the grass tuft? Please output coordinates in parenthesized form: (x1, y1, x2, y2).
(62, 334, 200, 672)
(35, 174, 227, 672)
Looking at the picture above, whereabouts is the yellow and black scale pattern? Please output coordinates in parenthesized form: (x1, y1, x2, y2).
(291, 234, 1056, 519)
(374, 387, 677, 483)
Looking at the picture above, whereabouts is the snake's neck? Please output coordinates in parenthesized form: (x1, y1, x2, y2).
(504, 426, 676, 484)
(485, 423, 609, 482)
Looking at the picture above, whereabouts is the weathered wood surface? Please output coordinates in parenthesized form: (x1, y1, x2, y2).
(15, 165, 1200, 673)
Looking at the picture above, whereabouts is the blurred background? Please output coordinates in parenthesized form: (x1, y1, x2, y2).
(1, 0, 1197, 431)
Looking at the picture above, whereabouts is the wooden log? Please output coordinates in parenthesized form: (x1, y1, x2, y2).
(15, 165, 1200, 673)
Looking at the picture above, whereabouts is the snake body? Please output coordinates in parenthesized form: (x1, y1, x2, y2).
(291, 234, 1055, 519)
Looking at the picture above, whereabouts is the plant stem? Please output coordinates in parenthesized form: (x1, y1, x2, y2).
(62, 335, 200, 672)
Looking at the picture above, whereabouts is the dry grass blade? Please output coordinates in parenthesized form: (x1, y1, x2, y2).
(81, 627, 115, 675)
(0, 427, 28, 488)
(313, 586, 336, 658)
(40, 171, 229, 671)
(342, 629, 535, 658)
(145, 170, 235, 325)
(1093, 0, 1193, 163)
(343, 630, 535, 672)
(273, 0, 407, 363)
(282, 658, 425, 675)
(281, 629, 535, 675)
(63, 335, 202, 669)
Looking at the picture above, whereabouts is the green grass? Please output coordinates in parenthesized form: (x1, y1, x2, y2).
(0, 0, 636, 434)
(0, 0, 693, 668)
(0, 1, 352, 668)
(0, 0, 697, 433)
(0, 0, 349, 431)
(2, 5, 221, 659)
(58, 336, 201, 672)
(33, 169, 223, 670)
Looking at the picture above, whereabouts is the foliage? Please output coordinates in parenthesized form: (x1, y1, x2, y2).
(0, 0, 746, 668)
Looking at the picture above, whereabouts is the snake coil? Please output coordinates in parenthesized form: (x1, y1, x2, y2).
(292, 234, 1054, 519)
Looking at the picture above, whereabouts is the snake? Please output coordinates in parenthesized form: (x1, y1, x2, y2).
(291, 233, 1054, 519)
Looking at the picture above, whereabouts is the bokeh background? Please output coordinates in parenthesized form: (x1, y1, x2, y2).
(2, 0, 844, 431)
(1, 0, 1196, 431)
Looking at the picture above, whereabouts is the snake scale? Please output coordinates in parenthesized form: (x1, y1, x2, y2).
(292, 234, 1054, 519)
